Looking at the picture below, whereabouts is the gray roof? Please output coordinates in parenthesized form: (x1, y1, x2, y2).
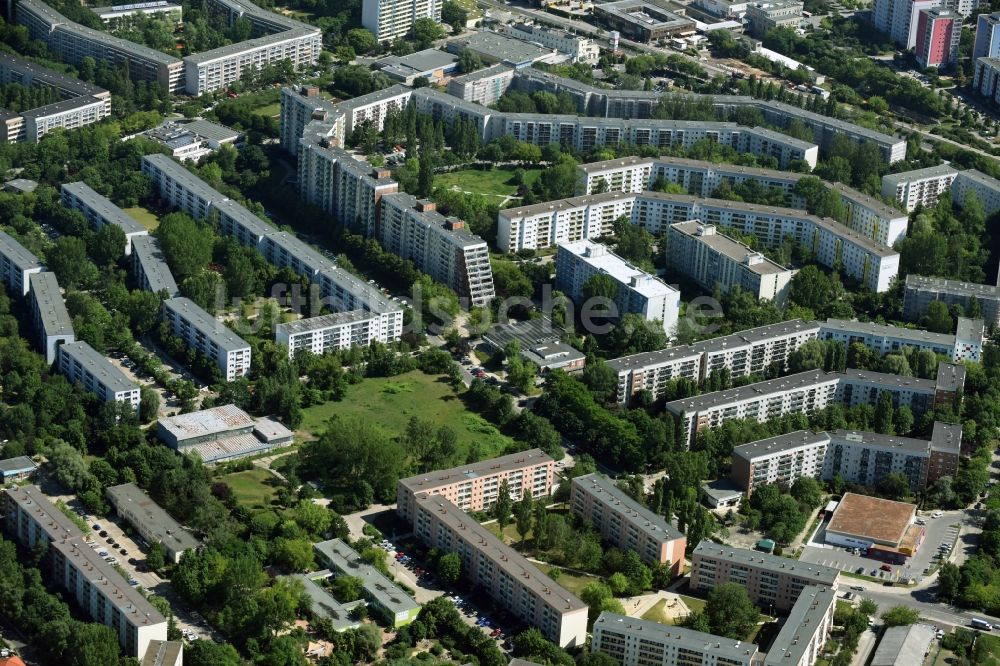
(748, 125, 815, 150)
(594, 612, 758, 661)
(593, 0, 694, 30)
(61, 181, 147, 236)
(338, 84, 412, 113)
(262, 231, 337, 274)
(732, 430, 830, 462)
(0, 229, 43, 273)
(955, 168, 1000, 190)
(142, 153, 223, 207)
(377, 48, 459, 79)
(4, 178, 38, 193)
(882, 164, 958, 187)
(182, 26, 320, 64)
(671, 221, 790, 276)
(819, 318, 954, 348)
(157, 404, 256, 444)
(287, 571, 362, 632)
(905, 273, 1000, 299)
(447, 31, 554, 65)
(692, 540, 840, 585)
(579, 155, 657, 174)
(400, 448, 552, 494)
(215, 198, 275, 239)
(838, 367, 936, 392)
(690, 319, 819, 355)
(829, 428, 938, 455)
(935, 361, 966, 393)
(315, 267, 400, 315)
(131, 235, 179, 297)
(828, 182, 906, 220)
(29, 272, 74, 338)
(60, 341, 139, 395)
(701, 478, 744, 502)
(449, 63, 514, 83)
(665, 370, 834, 414)
(313, 539, 420, 618)
(381, 193, 489, 249)
(482, 317, 585, 370)
(93, 1, 182, 16)
(0, 455, 37, 474)
(929, 421, 962, 454)
(20, 94, 107, 120)
(149, 118, 240, 145)
(573, 473, 683, 541)
(870, 624, 936, 666)
(0, 51, 107, 97)
(955, 316, 984, 341)
(3, 485, 83, 541)
(162, 297, 251, 352)
(140, 640, 184, 666)
(763, 586, 837, 666)
(106, 483, 201, 553)
(276, 310, 379, 336)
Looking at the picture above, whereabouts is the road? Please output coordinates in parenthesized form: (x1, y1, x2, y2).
(895, 117, 999, 160)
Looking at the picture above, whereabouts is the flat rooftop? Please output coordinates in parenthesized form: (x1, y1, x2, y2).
(262, 231, 337, 274)
(481, 316, 585, 369)
(313, 539, 420, 617)
(131, 235, 179, 297)
(827, 492, 915, 545)
(763, 586, 836, 666)
(0, 229, 42, 271)
(158, 404, 255, 442)
(955, 316, 985, 341)
(905, 273, 1000, 299)
(62, 181, 147, 235)
(449, 63, 513, 84)
(930, 421, 962, 454)
(142, 153, 223, 206)
(671, 221, 790, 276)
(28, 271, 73, 338)
(559, 239, 678, 300)
(3, 485, 83, 541)
(0, 455, 37, 474)
(382, 193, 488, 248)
(838, 367, 935, 392)
(594, 612, 759, 661)
(955, 168, 1000, 190)
(574, 473, 683, 541)
(400, 448, 552, 494)
(377, 48, 458, 79)
(829, 429, 935, 455)
(448, 31, 554, 65)
(163, 297, 251, 352)
(579, 156, 657, 174)
(287, 571, 361, 632)
(276, 310, 380, 336)
(60, 341, 139, 394)
(338, 84, 412, 112)
(882, 164, 959, 186)
(732, 430, 829, 462)
(870, 624, 936, 666)
(0, 51, 107, 97)
(106, 483, 201, 553)
(665, 370, 833, 413)
(820, 318, 954, 347)
(215, 198, 276, 239)
(182, 26, 320, 64)
(693, 540, 840, 585)
(140, 640, 184, 666)
(595, 0, 693, 30)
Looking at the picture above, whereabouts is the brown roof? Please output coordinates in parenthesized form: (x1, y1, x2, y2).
(827, 493, 916, 546)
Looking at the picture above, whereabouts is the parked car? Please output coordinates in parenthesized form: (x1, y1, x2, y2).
(851, 585, 864, 591)
(880, 564, 892, 572)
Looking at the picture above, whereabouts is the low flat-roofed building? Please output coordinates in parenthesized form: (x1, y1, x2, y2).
(690, 540, 839, 611)
(571, 473, 686, 572)
(593, 0, 694, 42)
(4, 178, 38, 193)
(446, 32, 557, 68)
(870, 624, 936, 666)
(61, 181, 148, 255)
(592, 612, 759, 666)
(376, 48, 460, 84)
(156, 404, 293, 463)
(762, 585, 836, 666)
(59, 340, 140, 412)
(825, 492, 917, 550)
(28, 271, 74, 364)
(140, 640, 183, 666)
(137, 118, 241, 162)
(0, 456, 37, 483)
(106, 483, 201, 563)
(397, 449, 555, 523)
(701, 479, 744, 509)
(481, 316, 586, 373)
(92, 1, 183, 25)
(313, 539, 420, 628)
(286, 570, 362, 632)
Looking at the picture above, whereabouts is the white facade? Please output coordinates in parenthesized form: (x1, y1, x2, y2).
(555, 240, 680, 337)
(952, 168, 1000, 216)
(872, 0, 941, 48)
(497, 24, 600, 64)
(162, 297, 251, 382)
(59, 341, 141, 412)
(446, 64, 516, 106)
(29, 271, 75, 365)
(975, 13, 1000, 59)
(339, 85, 413, 136)
(593, 614, 758, 666)
(61, 181, 148, 255)
(276, 311, 389, 358)
(881, 165, 958, 212)
(362, 0, 442, 44)
(0, 229, 43, 297)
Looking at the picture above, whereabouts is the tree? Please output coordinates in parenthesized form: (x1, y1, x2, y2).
(89, 224, 126, 267)
(788, 340, 826, 373)
(139, 387, 160, 423)
(788, 265, 833, 312)
(442, 1, 469, 31)
(873, 391, 895, 434)
(880, 605, 920, 627)
(185, 638, 242, 666)
(514, 489, 534, 544)
(790, 476, 824, 508)
(858, 598, 878, 617)
(346, 28, 378, 54)
(330, 575, 365, 602)
(146, 541, 166, 573)
(704, 583, 760, 638)
(271, 537, 315, 572)
(437, 552, 462, 585)
(494, 478, 513, 531)
(66, 623, 122, 666)
(411, 17, 445, 48)
(580, 581, 625, 621)
(879, 472, 911, 500)
(938, 562, 961, 602)
(923, 300, 954, 333)
(293, 499, 332, 538)
(47, 236, 97, 289)
(155, 212, 213, 281)
(457, 48, 481, 73)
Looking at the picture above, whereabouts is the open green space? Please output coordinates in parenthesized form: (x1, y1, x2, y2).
(125, 206, 160, 231)
(535, 563, 602, 597)
(978, 633, 1000, 665)
(220, 468, 279, 509)
(300, 370, 514, 459)
(254, 102, 281, 117)
(641, 599, 675, 625)
(435, 167, 542, 199)
(678, 594, 706, 616)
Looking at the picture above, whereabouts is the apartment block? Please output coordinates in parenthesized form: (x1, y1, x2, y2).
(951, 168, 1000, 215)
(0, 229, 43, 297)
(666, 221, 794, 303)
(881, 164, 958, 212)
(872, 0, 941, 48)
(972, 57, 1000, 106)
(502, 192, 899, 293)
(313, 268, 404, 339)
(555, 239, 680, 336)
(570, 473, 686, 572)
(446, 64, 516, 106)
(609, 319, 821, 404)
(363, 0, 442, 43)
(16, 0, 185, 93)
(106, 483, 201, 564)
(835, 367, 939, 413)
(761, 586, 836, 666)
(975, 12, 1000, 59)
(162, 297, 251, 382)
(142, 153, 223, 219)
(338, 85, 413, 136)
(61, 182, 148, 255)
(4, 486, 167, 659)
(378, 194, 496, 307)
(915, 7, 960, 69)
(276, 310, 390, 358)
(260, 231, 336, 278)
(59, 341, 140, 412)
(592, 613, 758, 666)
(690, 541, 840, 611)
(279, 85, 343, 156)
(313, 539, 420, 627)
(903, 274, 1000, 327)
(496, 23, 600, 64)
(0, 53, 111, 143)
(817, 317, 983, 362)
(396, 448, 555, 524)
(140, 640, 184, 666)
(28, 271, 74, 365)
(92, 2, 182, 25)
(578, 156, 908, 247)
(411, 494, 588, 647)
(731, 431, 831, 498)
(746, 0, 804, 35)
(130, 235, 179, 298)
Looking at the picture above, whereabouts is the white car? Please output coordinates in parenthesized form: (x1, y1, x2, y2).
(932, 511, 943, 518)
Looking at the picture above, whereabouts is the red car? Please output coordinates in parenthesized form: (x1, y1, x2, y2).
(880, 564, 892, 572)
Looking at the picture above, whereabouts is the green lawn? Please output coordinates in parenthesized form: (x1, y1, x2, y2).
(535, 563, 601, 597)
(435, 167, 542, 199)
(641, 599, 675, 625)
(679, 595, 706, 616)
(978, 633, 1000, 665)
(300, 370, 514, 459)
(221, 468, 279, 509)
(255, 102, 281, 117)
(125, 206, 160, 231)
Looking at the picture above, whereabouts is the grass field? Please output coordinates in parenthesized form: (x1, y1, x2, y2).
(125, 206, 160, 231)
(435, 167, 542, 200)
(679, 595, 706, 616)
(979, 634, 1000, 665)
(255, 102, 281, 117)
(300, 370, 514, 459)
(221, 468, 279, 509)
(535, 563, 601, 597)
(641, 599, 675, 625)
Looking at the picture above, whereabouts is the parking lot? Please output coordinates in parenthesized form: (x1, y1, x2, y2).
(799, 510, 965, 583)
